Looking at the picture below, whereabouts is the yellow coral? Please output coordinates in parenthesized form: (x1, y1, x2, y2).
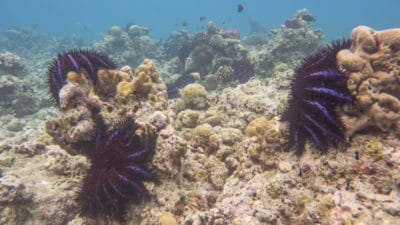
(245, 117, 269, 138)
(158, 212, 179, 225)
(362, 137, 385, 161)
(116, 59, 160, 98)
(175, 109, 199, 129)
(97, 69, 131, 97)
(180, 83, 208, 110)
(245, 117, 281, 146)
(191, 123, 218, 152)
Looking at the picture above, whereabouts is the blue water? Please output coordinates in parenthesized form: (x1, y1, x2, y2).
(0, 0, 398, 41)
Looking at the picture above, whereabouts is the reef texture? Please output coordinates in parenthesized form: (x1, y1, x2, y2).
(337, 26, 400, 138)
(45, 58, 168, 149)
(0, 52, 24, 76)
(44, 56, 169, 223)
(162, 22, 254, 93)
(0, 25, 87, 59)
(1, 18, 400, 225)
(0, 75, 43, 117)
(93, 25, 158, 67)
(248, 9, 324, 78)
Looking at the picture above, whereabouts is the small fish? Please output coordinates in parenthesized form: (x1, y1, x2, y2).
(237, 4, 244, 13)
(301, 14, 316, 22)
(182, 21, 188, 27)
(199, 16, 207, 21)
(221, 20, 227, 25)
(167, 73, 196, 98)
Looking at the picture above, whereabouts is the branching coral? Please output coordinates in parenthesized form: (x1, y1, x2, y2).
(117, 59, 161, 98)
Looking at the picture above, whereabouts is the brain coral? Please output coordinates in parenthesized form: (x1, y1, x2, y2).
(337, 26, 400, 137)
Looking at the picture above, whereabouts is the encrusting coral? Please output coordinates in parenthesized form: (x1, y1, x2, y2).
(337, 26, 400, 138)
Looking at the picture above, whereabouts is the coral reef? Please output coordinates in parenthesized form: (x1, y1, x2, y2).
(0, 52, 24, 76)
(0, 25, 87, 58)
(248, 9, 324, 77)
(93, 25, 158, 67)
(0, 75, 42, 117)
(163, 22, 254, 94)
(0, 143, 88, 225)
(1, 13, 400, 225)
(173, 83, 209, 112)
(45, 52, 168, 222)
(337, 26, 400, 138)
(45, 56, 167, 150)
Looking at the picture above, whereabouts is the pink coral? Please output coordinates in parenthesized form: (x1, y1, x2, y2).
(225, 28, 240, 39)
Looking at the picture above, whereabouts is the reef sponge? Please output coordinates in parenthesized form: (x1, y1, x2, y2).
(337, 26, 400, 137)
(282, 40, 353, 154)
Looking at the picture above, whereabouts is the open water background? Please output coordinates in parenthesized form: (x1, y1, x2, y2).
(0, 0, 398, 41)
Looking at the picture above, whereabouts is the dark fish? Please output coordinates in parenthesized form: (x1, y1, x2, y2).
(301, 14, 316, 22)
(124, 22, 135, 32)
(182, 21, 188, 27)
(237, 4, 244, 13)
(199, 16, 207, 21)
(232, 59, 254, 83)
(167, 73, 196, 98)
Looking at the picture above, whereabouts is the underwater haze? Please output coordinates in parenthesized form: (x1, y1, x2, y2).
(0, 0, 399, 41)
